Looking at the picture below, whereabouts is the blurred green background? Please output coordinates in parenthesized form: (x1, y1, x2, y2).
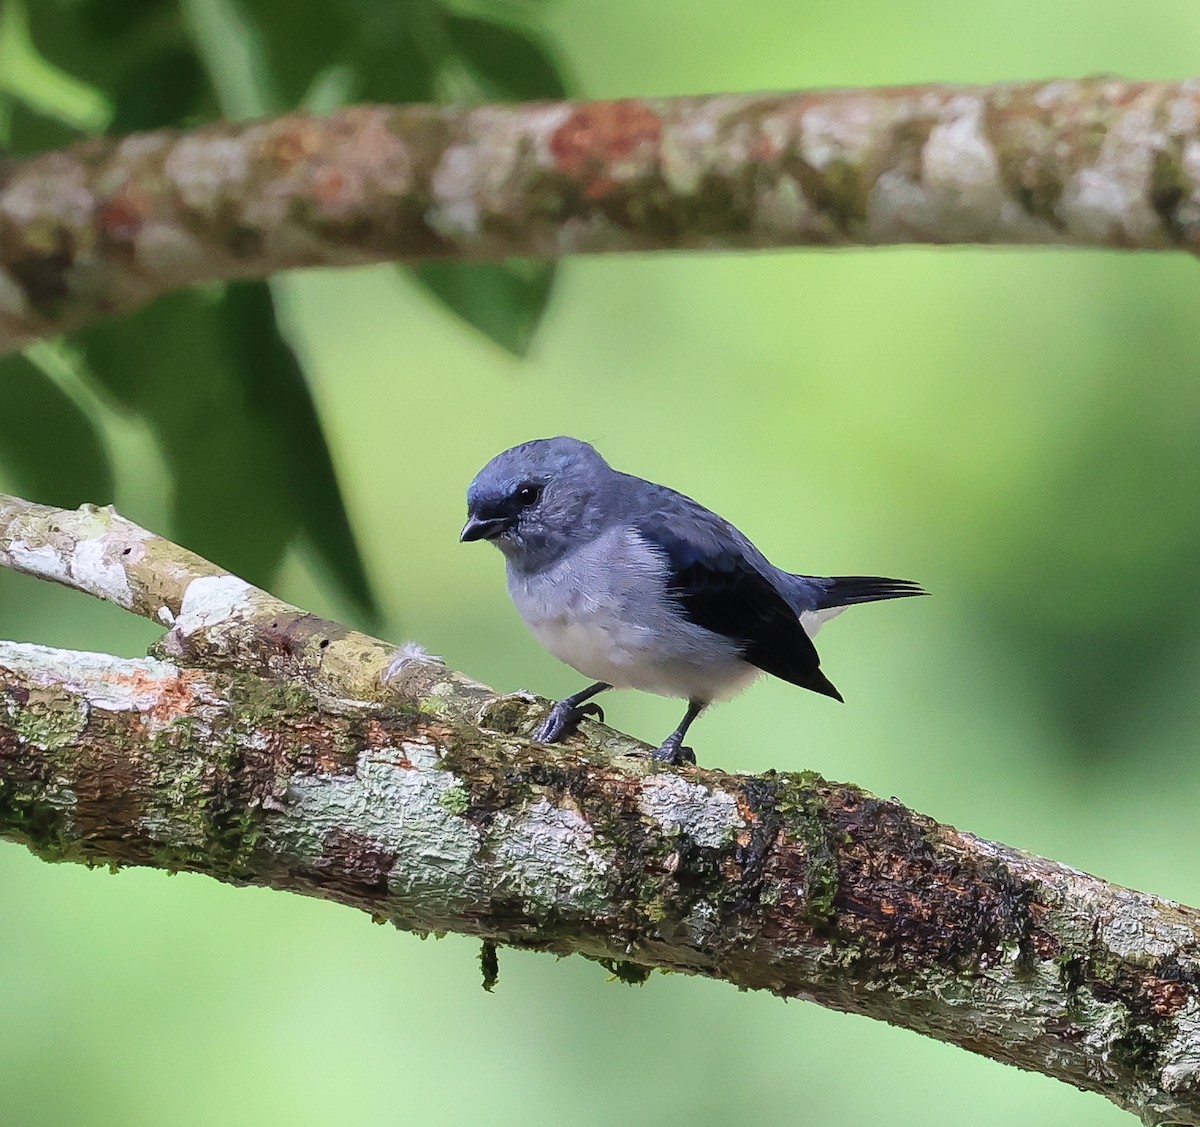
(3, 0, 1200, 1124)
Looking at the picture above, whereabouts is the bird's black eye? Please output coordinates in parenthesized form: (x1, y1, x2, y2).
(514, 482, 543, 508)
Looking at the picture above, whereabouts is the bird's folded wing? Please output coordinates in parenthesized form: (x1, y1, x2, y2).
(632, 501, 841, 699)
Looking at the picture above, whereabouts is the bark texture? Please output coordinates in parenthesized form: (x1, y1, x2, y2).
(2, 493, 1200, 1123)
(1, 77, 1199, 354)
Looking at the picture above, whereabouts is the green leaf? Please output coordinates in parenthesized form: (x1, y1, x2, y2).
(397, 14, 566, 353)
(443, 15, 569, 101)
(221, 283, 378, 619)
(75, 284, 377, 618)
(0, 354, 114, 507)
(350, 17, 435, 106)
(22, 0, 209, 134)
(23, 0, 182, 100)
(0, 95, 83, 155)
(236, 0, 357, 108)
(76, 0, 178, 40)
(77, 289, 297, 588)
(410, 259, 557, 358)
(108, 44, 213, 133)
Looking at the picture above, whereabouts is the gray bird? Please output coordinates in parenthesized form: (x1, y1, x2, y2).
(461, 437, 925, 764)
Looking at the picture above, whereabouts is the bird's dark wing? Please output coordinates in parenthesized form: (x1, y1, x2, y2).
(631, 491, 842, 701)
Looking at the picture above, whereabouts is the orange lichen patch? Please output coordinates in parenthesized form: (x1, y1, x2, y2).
(1025, 902, 1062, 959)
(98, 192, 150, 244)
(285, 719, 359, 777)
(417, 722, 459, 745)
(550, 100, 662, 197)
(312, 165, 363, 219)
(1030, 928, 1063, 960)
(105, 666, 209, 724)
(362, 716, 397, 750)
(1106, 80, 1156, 109)
(1142, 975, 1191, 1017)
(267, 120, 324, 167)
(750, 134, 781, 164)
(733, 792, 760, 826)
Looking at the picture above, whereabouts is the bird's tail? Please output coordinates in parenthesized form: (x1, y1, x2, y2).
(807, 575, 928, 610)
(805, 667, 844, 703)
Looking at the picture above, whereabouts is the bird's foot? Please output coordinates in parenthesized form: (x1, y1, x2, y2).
(534, 699, 605, 743)
(651, 735, 696, 766)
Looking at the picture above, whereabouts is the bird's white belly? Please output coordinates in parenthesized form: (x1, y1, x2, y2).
(529, 606, 659, 687)
(508, 529, 758, 702)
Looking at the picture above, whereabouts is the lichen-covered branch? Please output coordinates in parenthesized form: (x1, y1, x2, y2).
(3, 493, 1200, 1124)
(1, 77, 1199, 355)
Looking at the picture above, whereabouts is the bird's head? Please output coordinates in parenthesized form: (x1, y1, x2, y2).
(462, 437, 613, 570)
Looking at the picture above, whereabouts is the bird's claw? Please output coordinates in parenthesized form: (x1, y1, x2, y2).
(534, 700, 605, 744)
(651, 738, 696, 766)
(577, 701, 605, 724)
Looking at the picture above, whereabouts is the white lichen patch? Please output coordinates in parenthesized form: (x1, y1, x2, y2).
(1033, 80, 1084, 111)
(520, 103, 575, 167)
(4, 511, 150, 610)
(800, 97, 878, 171)
(113, 132, 172, 165)
(1099, 904, 1200, 962)
(135, 222, 212, 281)
(1177, 140, 1200, 233)
(0, 270, 30, 318)
(429, 105, 571, 247)
(1, 155, 94, 230)
(680, 898, 721, 947)
(920, 98, 1005, 238)
(660, 113, 720, 195)
(70, 537, 134, 608)
(5, 541, 69, 584)
(637, 774, 744, 848)
(1158, 997, 1200, 1094)
(866, 170, 933, 241)
(755, 174, 812, 236)
(492, 798, 612, 914)
(1061, 167, 1141, 240)
(428, 144, 484, 240)
(173, 575, 254, 636)
(1080, 996, 1145, 1073)
(1059, 90, 1162, 244)
(0, 642, 192, 717)
(282, 743, 483, 910)
(164, 135, 250, 213)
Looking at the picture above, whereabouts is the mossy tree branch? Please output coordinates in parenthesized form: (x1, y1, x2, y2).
(1, 77, 1199, 355)
(1, 491, 1199, 1124)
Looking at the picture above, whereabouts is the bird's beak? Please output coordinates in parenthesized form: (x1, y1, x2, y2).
(460, 515, 510, 542)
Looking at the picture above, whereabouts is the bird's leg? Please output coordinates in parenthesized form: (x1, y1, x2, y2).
(534, 682, 611, 743)
(652, 701, 705, 765)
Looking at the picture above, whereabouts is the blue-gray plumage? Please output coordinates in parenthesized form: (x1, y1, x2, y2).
(461, 437, 925, 764)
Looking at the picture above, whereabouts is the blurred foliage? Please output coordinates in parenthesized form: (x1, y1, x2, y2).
(77, 283, 374, 607)
(0, 354, 113, 507)
(0, 0, 572, 615)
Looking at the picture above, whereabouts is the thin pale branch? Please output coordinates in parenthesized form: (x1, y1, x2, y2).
(0, 77, 1198, 355)
(1, 492, 1200, 1123)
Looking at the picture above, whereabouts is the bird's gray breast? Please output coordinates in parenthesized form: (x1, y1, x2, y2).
(506, 526, 754, 701)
